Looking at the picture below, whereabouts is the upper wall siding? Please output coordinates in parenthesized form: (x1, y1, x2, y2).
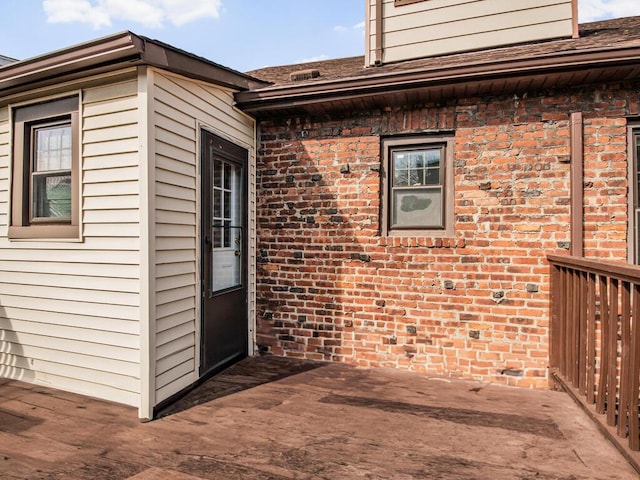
(151, 70, 255, 404)
(0, 77, 142, 407)
(367, 0, 574, 65)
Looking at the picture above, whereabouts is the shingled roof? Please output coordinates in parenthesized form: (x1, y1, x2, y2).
(238, 16, 640, 116)
(247, 16, 640, 86)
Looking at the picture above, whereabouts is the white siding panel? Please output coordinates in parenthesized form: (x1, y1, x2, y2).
(0, 260, 139, 278)
(0, 282, 138, 306)
(156, 309, 194, 333)
(156, 273, 195, 292)
(155, 196, 196, 214)
(157, 347, 194, 376)
(1, 329, 137, 363)
(7, 344, 139, 378)
(84, 194, 138, 210)
(0, 318, 138, 351)
(83, 152, 139, 171)
(0, 271, 138, 293)
(156, 359, 194, 389)
(0, 77, 142, 408)
(83, 109, 138, 131)
(4, 305, 138, 335)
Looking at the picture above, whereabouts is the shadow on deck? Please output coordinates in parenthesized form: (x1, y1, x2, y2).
(0, 356, 638, 480)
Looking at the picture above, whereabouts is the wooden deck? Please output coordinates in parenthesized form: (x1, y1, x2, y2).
(1, 356, 637, 479)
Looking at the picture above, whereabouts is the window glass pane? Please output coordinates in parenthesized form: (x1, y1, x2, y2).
(213, 189, 222, 218)
(35, 125, 71, 171)
(392, 187, 443, 229)
(409, 152, 424, 168)
(408, 168, 423, 186)
(32, 173, 71, 219)
(224, 164, 231, 189)
(213, 160, 222, 188)
(224, 191, 231, 218)
(425, 168, 440, 185)
(394, 152, 408, 169)
(394, 168, 408, 187)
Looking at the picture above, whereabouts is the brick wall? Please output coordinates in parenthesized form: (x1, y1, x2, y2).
(255, 81, 638, 388)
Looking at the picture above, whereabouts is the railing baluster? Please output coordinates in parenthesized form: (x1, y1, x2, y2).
(607, 278, 619, 427)
(571, 269, 580, 386)
(586, 272, 597, 404)
(597, 275, 609, 416)
(579, 270, 588, 394)
(630, 283, 640, 451)
(560, 266, 569, 377)
(618, 281, 631, 438)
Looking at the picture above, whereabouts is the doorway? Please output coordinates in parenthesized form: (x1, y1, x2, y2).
(200, 130, 248, 375)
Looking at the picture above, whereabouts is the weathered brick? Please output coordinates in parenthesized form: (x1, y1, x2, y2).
(256, 83, 634, 388)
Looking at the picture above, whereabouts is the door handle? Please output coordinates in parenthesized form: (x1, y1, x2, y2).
(235, 250, 241, 257)
(205, 236, 212, 245)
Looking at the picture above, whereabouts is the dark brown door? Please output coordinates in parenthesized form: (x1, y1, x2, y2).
(200, 130, 248, 375)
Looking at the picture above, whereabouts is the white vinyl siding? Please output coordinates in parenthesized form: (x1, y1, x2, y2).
(151, 70, 256, 404)
(367, 0, 574, 65)
(0, 76, 142, 407)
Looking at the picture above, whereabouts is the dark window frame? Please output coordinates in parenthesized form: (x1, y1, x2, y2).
(9, 96, 80, 240)
(381, 135, 455, 237)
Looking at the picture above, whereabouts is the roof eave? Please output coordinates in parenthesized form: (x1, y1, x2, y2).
(235, 45, 640, 114)
(0, 31, 269, 98)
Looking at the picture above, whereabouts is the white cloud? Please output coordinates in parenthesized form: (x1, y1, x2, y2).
(579, 0, 640, 22)
(334, 21, 365, 34)
(42, 0, 222, 29)
(299, 54, 329, 63)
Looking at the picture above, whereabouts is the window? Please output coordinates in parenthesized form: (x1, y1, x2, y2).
(10, 96, 80, 239)
(381, 136, 454, 236)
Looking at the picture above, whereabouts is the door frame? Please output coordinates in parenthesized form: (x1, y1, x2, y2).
(196, 124, 255, 378)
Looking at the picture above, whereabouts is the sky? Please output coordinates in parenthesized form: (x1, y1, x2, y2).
(1, 0, 640, 73)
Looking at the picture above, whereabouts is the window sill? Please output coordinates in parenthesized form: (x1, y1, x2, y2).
(8, 224, 81, 241)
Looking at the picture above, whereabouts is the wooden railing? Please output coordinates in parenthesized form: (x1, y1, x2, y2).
(548, 255, 640, 452)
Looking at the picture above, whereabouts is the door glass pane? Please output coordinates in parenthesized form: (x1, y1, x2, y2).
(211, 160, 243, 292)
(213, 160, 222, 188)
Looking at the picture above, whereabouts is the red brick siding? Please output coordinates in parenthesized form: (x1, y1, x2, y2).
(255, 83, 637, 388)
